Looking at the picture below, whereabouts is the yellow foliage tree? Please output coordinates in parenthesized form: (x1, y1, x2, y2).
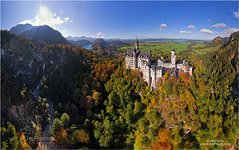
(18, 132, 32, 150)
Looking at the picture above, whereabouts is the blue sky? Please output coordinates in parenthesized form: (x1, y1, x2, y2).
(1, 1, 238, 40)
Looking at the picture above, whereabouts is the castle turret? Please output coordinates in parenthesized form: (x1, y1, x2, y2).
(171, 49, 176, 68)
(132, 39, 140, 69)
(135, 38, 139, 50)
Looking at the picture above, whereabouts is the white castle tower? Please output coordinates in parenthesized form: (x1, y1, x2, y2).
(132, 39, 139, 69)
(171, 49, 176, 68)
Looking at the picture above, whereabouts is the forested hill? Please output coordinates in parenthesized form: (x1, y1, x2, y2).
(193, 31, 238, 99)
(1, 30, 239, 149)
(1, 30, 94, 147)
(1, 30, 123, 149)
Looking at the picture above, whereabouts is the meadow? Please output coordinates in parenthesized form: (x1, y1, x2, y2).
(118, 42, 220, 57)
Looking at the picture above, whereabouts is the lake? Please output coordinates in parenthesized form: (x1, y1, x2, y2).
(82, 44, 92, 50)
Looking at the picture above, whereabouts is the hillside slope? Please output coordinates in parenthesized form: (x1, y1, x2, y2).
(1, 30, 93, 130)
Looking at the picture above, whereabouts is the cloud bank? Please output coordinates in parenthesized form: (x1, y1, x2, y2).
(200, 28, 214, 34)
(179, 30, 191, 34)
(221, 27, 239, 36)
(233, 11, 239, 18)
(212, 23, 226, 28)
(159, 23, 167, 30)
(187, 24, 196, 29)
(20, 6, 72, 27)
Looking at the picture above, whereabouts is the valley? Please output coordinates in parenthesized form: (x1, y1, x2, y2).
(1, 28, 238, 149)
(1, 1, 239, 149)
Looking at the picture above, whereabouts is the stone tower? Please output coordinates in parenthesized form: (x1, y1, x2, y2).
(171, 49, 176, 68)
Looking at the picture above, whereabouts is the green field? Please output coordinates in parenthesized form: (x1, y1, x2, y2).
(119, 42, 191, 55)
(119, 42, 220, 56)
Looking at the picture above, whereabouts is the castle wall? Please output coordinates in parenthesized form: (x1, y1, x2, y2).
(138, 58, 149, 68)
(150, 67, 156, 89)
(156, 68, 162, 78)
(140, 59, 150, 86)
(125, 56, 135, 69)
(141, 66, 150, 85)
(125, 56, 130, 69)
(138, 59, 141, 69)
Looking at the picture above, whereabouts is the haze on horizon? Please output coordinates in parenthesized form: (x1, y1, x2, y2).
(1, 1, 239, 40)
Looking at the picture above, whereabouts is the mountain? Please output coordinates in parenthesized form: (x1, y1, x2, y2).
(107, 40, 129, 46)
(9, 23, 34, 35)
(65, 36, 81, 41)
(92, 38, 108, 49)
(106, 40, 130, 50)
(69, 39, 91, 47)
(212, 36, 223, 43)
(10, 24, 69, 44)
(91, 38, 129, 50)
(211, 36, 229, 45)
(68, 37, 129, 51)
(66, 36, 95, 42)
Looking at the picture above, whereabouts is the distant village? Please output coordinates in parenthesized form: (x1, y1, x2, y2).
(125, 39, 193, 89)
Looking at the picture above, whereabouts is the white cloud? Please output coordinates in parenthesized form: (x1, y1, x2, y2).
(64, 17, 70, 22)
(19, 6, 73, 28)
(159, 23, 167, 30)
(187, 24, 196, 29)
(64, 17, 73, 23)
(200, 28, 214, 34)
(61, 29, 69, 36)
(92, 32, 106, 38)
(221, 27, 239, 36)
(96, 32, 103, 36)
(179, 30, 191, 34)
(212, 23, 226, 28)
(233, 11, 239, 18)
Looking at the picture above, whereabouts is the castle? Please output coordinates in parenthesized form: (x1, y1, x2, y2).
(125, 39, 193, 89)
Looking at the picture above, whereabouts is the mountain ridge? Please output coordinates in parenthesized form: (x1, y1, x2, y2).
(10, 24, 69, 45)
